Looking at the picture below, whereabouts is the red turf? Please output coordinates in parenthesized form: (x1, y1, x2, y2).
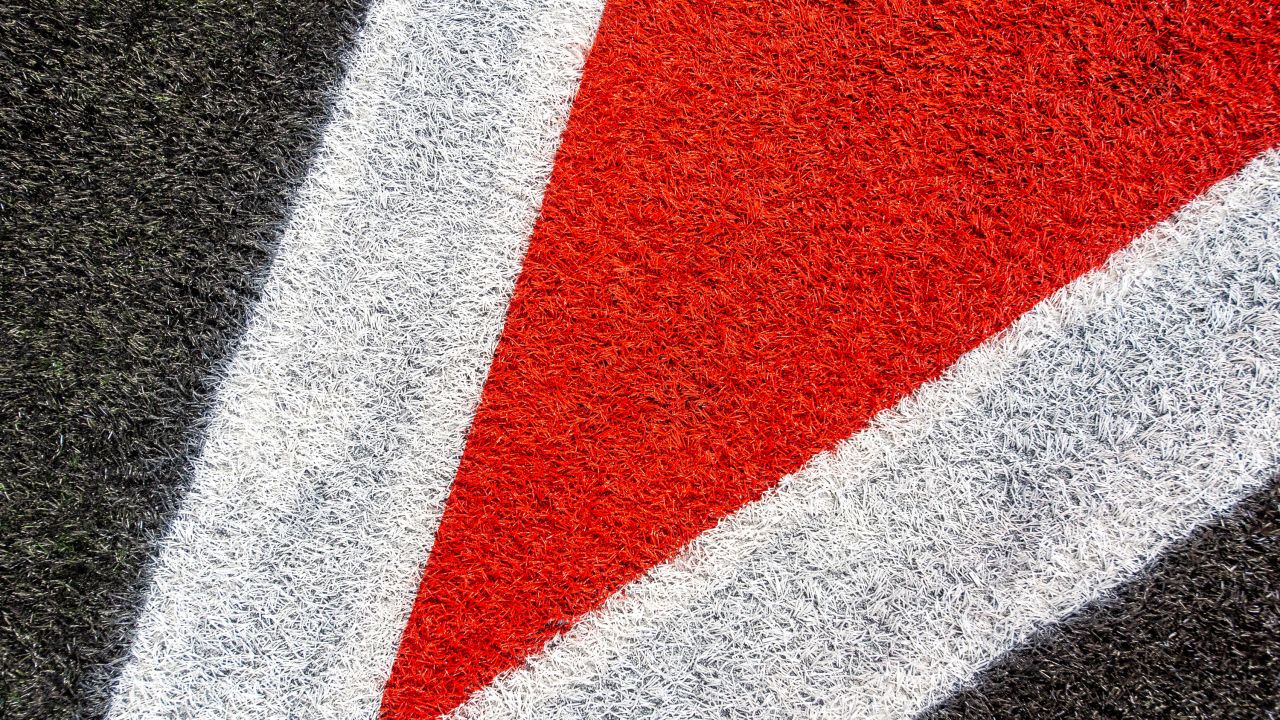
(381, 0, 1280, 716)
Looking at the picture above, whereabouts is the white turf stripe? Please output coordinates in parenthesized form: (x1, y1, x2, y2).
(108, 0, 604, 717)
(452, 151, 1280, 720)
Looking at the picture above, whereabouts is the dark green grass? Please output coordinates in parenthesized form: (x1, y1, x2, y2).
(0, 2, 366, 717)
(923, 479, 1280, 720)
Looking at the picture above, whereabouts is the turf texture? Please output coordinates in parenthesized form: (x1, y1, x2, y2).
(923, 478, 1280, 720)
(0, 3, 367, 717)
(3, 1, 1280, 718)
(382, 1, 1280, 714)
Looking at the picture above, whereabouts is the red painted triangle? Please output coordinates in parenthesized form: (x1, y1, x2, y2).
(382, 0, 1280, 716)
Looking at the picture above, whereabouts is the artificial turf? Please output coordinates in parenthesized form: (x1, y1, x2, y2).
(2, 2, 1279, 718)
(0, 3, 366, 716)
(923, 478, 1280, 720)
(382, 0, 1280, 714)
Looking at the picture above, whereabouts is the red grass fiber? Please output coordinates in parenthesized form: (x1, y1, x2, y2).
(382, 0, 1280, 716)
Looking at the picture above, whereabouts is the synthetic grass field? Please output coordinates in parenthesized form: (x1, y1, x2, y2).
(1, 4, 366, 716)
(2, 1, 1279, 718)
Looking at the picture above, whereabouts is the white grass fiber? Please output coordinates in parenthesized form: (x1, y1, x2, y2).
(108, 0, 605, 717)
(453, 151, 1280, 720)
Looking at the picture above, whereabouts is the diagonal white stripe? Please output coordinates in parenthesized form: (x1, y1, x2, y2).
(452, 150, 1280, 720)
(108, 0, 604, 717)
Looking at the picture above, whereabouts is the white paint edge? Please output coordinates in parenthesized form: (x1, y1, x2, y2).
(108, 0, 605, 717)
(453, 150, 1280, 720)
